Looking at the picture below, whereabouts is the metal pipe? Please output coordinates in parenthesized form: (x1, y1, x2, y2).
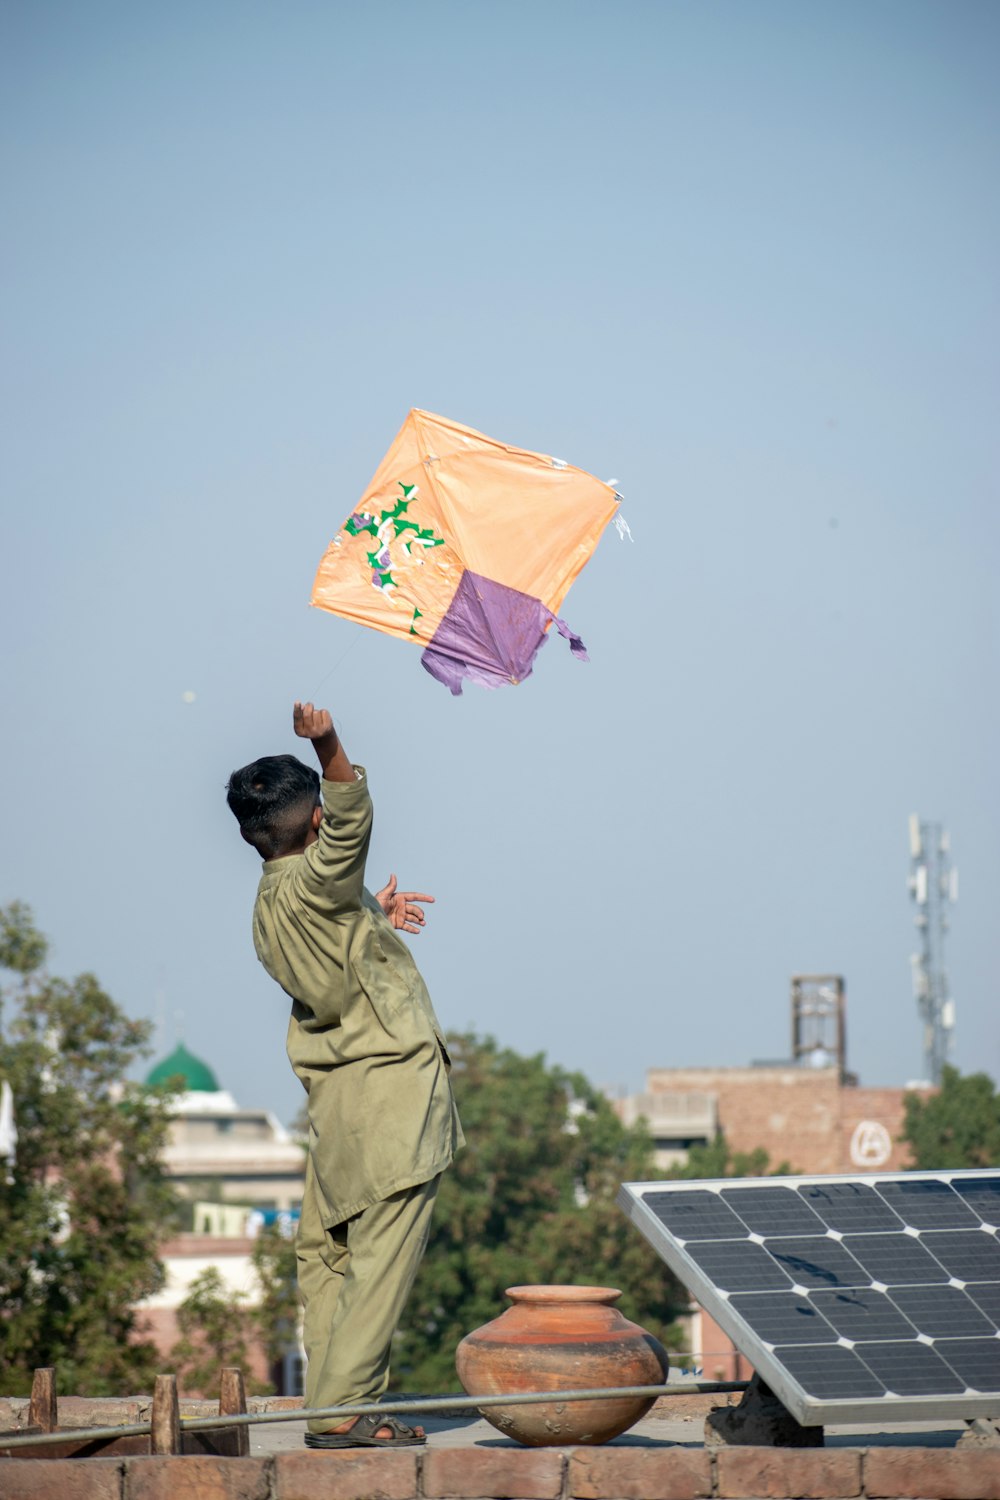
(0, 1380, 749, 1451)
(2, 1420, 153, 1451)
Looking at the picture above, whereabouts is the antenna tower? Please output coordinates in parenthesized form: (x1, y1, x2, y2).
(907, 816, 957, 1085)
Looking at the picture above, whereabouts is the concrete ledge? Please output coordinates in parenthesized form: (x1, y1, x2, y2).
(0, 1395, 307, 1436)
(651, 1393, 737, 1421)
(43, 1398, 146, 1428)
(1, 1444, 999, 1499)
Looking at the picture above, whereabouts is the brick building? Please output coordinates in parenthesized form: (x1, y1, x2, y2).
(617, 1063, 927, 1176)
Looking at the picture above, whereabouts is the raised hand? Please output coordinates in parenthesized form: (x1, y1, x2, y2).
(292, 702, 355, 782)
(293, 702, 335, 740)
(375, 874, 435, 935)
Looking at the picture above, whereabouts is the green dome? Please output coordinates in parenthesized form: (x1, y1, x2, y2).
(145, 1043, 220, 1093)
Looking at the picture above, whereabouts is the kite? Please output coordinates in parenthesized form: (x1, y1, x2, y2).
(311, 409, 621, 694)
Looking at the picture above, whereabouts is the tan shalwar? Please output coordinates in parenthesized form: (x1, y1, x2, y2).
(251, 769, 463, 1426)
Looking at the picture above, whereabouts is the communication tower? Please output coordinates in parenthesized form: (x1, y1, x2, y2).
(907, 816, 957, 1085)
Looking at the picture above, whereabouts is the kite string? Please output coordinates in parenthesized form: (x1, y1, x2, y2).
(308, 630, 365, 702)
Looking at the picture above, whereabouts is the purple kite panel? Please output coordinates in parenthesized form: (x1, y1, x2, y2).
(421, 570, 588, 695)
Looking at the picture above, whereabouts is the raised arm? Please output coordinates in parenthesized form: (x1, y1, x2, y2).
(291, 701, 371, 910)
(293, 701, 356, 782)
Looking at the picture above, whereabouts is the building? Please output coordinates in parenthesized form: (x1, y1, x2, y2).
(617, 1064, 922, 1176)
(137, 1043, 306, 1393)
(147, 1043, 305, 1214)
(615, 975, 931, 1177)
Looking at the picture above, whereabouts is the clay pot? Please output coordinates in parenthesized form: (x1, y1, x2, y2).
(455, 1284, 669, 1446)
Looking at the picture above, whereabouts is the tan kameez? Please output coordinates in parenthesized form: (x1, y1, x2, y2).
(251, 769, 463, 1226)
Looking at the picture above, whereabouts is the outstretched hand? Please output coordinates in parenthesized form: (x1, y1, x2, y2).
(375, 874, 435, 935)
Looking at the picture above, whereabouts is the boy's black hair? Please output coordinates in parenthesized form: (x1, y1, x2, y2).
(226, 755, 321, 860)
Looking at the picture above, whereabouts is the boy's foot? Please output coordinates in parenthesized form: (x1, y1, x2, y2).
(305, 1413, 426, 1448)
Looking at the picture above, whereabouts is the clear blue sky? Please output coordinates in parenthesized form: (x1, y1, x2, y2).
(3, 1, 997, 1125)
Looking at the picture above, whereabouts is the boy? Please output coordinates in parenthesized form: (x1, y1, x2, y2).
(226, 702, 463, 1448)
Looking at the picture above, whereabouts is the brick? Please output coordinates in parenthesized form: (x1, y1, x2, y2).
(0, 1456, 122, 1499)
(0, 1402, 29, 1433)
(715, 1445, 862, 1498)
(569, 1446, 712, 1500)
(275, 1449, 418, 1500)
(424, 1446, 564, 1499)
(177, 1401, 219, 1419)
(124, 1455, 271, 1500)
(56, 1399, 144, 1429)
(865, 1446, 1000, 1499)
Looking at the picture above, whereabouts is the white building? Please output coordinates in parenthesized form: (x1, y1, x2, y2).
(137, 1043, 306, 1393)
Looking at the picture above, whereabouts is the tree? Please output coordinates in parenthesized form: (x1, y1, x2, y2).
(390, 1033, 687, 1391)
(0, 902, 179, 1395)
(251, 1223, 299, 1376)
(672, 1134, 792, 1179)
(902, 1066, 1000, 1169)
(169, 1268, 264, 1396)
(166, 1226, 298, 1397)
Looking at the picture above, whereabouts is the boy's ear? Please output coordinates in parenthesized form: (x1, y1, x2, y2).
(312, 805, 323, 831)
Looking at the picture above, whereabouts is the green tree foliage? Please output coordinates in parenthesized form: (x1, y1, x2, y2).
(902, 1066, 1000, 1169)
(672, 1134, 791, 1179)
(0, 903, 179, 1395)
(251, 1223, 300, 1373)
(167, 1227, 298, 1397)
(169, 1268, 266, 1396)
(390, 1033, 686, 1391)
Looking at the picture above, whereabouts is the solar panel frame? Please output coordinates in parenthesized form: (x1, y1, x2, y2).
(618, 1169, 1000, 1426)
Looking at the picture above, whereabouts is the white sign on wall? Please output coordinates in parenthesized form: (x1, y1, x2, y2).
(849, 1119, 892, 1168)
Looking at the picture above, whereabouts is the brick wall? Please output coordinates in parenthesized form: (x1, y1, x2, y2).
(640, 1067, 926, 1175)
(838, 1088, 915, 1173)
(2, 1444, 999, 1498)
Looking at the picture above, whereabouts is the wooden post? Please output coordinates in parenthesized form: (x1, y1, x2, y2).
(28, 1368, 57, 1433)
(219, 1367, 250, 1457)
(151, 1373, 181, 1455)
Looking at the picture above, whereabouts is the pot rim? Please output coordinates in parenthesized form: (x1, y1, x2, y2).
(504, 1284, 623, 1305)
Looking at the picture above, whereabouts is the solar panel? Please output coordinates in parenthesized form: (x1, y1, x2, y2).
(618, 1170, 1000, 1425)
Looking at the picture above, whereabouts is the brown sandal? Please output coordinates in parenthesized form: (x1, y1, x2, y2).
(305, 1412, 427, 1448)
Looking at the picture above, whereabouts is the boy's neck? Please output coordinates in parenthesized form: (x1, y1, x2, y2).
(279, 830, 317, 857)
